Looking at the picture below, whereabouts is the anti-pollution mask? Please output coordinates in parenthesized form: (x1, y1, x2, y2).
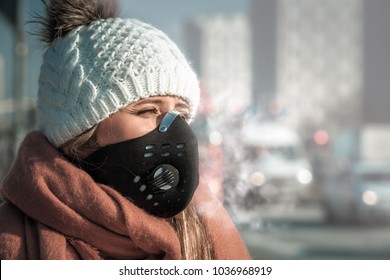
(79, 110, 199, 218)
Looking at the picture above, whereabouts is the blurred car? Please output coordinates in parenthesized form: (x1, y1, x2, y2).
(240, 121, 313, 206)
(324, 161, 390, 224)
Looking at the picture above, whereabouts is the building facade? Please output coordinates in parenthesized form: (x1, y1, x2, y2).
(362, 0, 390, 124)
(276, 0, 363, 133)
(0, 55, 4, 100)
(249, 0, 278, 114)
(185, 13, 252, 116)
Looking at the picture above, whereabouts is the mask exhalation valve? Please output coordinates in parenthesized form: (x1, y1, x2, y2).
(146, 164, 179, 192)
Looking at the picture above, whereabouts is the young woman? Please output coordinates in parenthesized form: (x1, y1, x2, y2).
(0, 0, 250, 260)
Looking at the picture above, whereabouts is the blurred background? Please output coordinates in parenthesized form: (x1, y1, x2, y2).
(1, 0, 390, 259)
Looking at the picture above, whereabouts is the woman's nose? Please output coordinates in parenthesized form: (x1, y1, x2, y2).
(157, 107, 180, 126)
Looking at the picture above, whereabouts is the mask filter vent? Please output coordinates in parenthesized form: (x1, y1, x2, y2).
(147, 164, 179, 192)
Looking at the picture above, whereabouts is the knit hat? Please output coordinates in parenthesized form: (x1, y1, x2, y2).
(37, 17, 200, 147)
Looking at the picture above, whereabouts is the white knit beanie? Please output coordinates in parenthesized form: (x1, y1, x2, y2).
(37, 17, 200, 147)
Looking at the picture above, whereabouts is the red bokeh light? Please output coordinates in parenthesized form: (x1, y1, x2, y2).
(314, 130, 330, 145)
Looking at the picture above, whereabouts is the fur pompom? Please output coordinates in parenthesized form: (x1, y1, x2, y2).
(37, 0, 120, 44)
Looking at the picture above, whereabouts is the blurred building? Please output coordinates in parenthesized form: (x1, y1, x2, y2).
(185, 13, 252, 115)
(362, 0, 390, 124)
(184, 13, 252, 203)
(275, 0, 363, 133)
(0, 55, 4, 99)
(249, 0, 278, 114)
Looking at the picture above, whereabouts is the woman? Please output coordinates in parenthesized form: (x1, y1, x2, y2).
(0, 0, 250, 260)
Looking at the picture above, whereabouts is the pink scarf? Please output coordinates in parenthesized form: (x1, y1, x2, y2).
(0, 132, 250, 260)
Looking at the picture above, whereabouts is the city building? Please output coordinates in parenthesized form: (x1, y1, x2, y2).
(0, 55, 4, 100)
(275, 0, 363, 133)
(249, 0, 278, 114)
(362, 0, 390, 124)
(185, 13, 252, 116)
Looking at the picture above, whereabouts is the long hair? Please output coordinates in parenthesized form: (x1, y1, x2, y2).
(62, 128, 214, 259)
(171, 204, 214, 259)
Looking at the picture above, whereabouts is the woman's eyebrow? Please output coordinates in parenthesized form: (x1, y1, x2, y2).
(133, 98, 190, 110)
(133, 99, 163, 106)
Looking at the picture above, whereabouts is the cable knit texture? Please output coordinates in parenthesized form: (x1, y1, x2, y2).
(38, 18, 200, 147)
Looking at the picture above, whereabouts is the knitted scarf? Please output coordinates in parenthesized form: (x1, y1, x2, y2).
(0, 132, 250, 260)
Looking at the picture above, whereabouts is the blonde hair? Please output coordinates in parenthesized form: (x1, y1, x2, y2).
(170, 205, 213, 260)
(61, 128, 214, 260)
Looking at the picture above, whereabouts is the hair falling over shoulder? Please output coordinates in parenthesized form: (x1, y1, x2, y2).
(169, 205, 214, 260)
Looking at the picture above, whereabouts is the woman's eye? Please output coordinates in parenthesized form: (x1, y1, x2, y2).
(136, 108, 158, 116)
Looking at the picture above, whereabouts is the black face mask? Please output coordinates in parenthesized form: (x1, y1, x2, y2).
(79, 110, 199, 218)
